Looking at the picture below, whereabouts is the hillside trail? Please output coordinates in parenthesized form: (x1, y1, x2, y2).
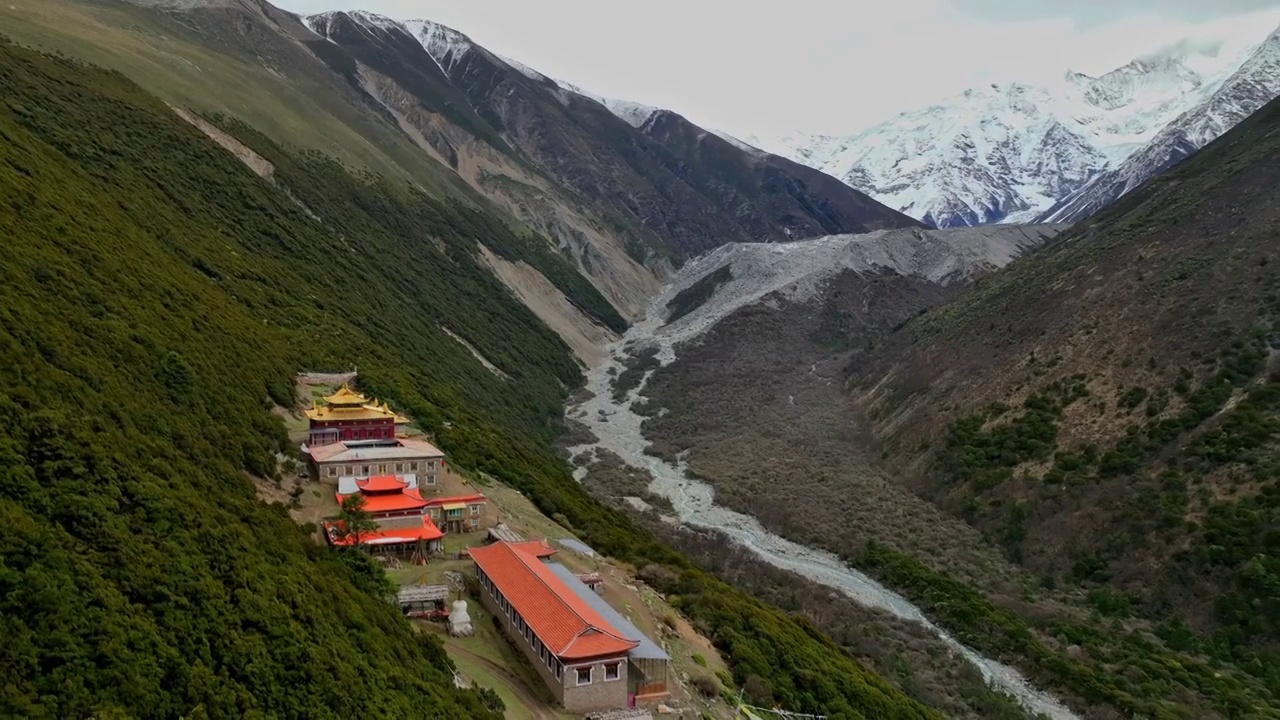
(449, 645, 562, 720)
(566, 237, 1080, 720)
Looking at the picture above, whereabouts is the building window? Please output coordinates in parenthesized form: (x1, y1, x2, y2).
(378, 464, 387, 473)
(604, 662, 620, 681)
(327, 466, 337, 477)
(344, 465, 353, 476)
(428, 460, 437, 471)
(470, 504, 481, 516)
(395, 463, 402, 472)
(425, 475, 437, 486)
(575, 667, 592, 686)
(409, 461, 418, 471)
(361, 465, 370, 476)
(555, 661, 563, 680)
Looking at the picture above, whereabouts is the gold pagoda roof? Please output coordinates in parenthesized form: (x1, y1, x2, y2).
(323, 385, 369, 407)
(305, 391, 411, 423)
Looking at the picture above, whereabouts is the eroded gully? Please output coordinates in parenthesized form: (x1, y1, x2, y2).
(565, 299, 1080, 720)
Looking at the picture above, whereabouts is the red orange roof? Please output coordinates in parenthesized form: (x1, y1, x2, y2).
(507, 539, 557, 558)
(423, 493, 486, 508)
(335, 487, 427, 514)
(358, 475, 408, 492)
(470, 541, 638, 660)
(325, 517, 443, 547)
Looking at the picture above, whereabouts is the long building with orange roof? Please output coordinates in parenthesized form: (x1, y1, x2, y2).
(470, 541, 638, 712)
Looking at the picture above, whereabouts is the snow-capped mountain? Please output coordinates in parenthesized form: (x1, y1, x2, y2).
(1039, 26, 1280, 223)
(748, 27, 1280, 227)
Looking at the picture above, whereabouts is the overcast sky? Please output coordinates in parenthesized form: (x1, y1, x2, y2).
(280, 0, 1280, 138)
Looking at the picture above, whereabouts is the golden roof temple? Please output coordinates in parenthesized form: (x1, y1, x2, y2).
(305, 385, 410, 424)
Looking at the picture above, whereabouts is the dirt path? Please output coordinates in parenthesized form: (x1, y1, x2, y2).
(449, 645, 562, 720)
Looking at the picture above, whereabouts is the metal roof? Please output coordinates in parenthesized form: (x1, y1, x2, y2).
(557, 538, 597, 557)
(546, 563, 670, 661)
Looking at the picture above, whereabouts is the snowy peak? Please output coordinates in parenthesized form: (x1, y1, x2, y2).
(402, 18, 476, 73)
(303, 9, 407, 40)
(758, 23, 1280, 228)
(554, 79, 660, 128)
(1038, 22, 1280, 223)
(334, 11, 663, 131)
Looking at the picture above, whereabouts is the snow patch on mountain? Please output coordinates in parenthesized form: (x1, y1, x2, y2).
(498, 54, 550, 83)
(551, 79, 659, 128)
(403, 18, 476, 74)
(751, 25, 1280, 227)
(709, 129, 768, 157)
(1039, 26, 1280, 223)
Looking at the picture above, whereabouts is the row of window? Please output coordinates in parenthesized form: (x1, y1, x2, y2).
(477, 569, 621, 687)
(326, 460, 438, 478)
(314, 426, 393, 438)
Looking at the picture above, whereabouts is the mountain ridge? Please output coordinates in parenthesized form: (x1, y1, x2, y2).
(298, 8, 919, 324)
(748, 25, 1280, 227)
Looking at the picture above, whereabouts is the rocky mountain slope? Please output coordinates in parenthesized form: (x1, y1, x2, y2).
(652, 225, 1065, 345)
(6, 1, 912, 339)
(361, 14, 921, 254)
(750, 26, 1280, 228)
(300, 7, 917, 320)
(843, 94, 1280, 705)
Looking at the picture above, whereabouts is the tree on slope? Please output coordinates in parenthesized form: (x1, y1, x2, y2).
(336, 494, 379, 548)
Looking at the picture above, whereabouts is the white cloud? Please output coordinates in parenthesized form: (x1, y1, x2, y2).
(282, 0, 1280, 137)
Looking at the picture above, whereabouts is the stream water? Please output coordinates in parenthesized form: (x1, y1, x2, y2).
(565, 300, 1080, 720)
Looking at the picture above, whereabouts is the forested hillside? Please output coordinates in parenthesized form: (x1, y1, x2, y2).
(0, 38, 936, 719)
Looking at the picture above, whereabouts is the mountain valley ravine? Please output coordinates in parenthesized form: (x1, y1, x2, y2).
(565, 239, 1078, 719)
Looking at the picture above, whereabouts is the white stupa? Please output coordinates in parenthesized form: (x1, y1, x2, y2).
(448, 599, 473, 637)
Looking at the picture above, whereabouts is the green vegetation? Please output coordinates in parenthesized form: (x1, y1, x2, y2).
(335, 493, 378, 546)
(861, 543, 1279, 719)
(0, 39, 934, 718)
(934, 335, 1280, 712)
(943, 375, 1089, 494)
(666, 265, 732, 323)
(612, 345, 661, 402)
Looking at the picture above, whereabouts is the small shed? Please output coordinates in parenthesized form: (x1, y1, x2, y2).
(397, 584, 450, 617)
(487, 523, 524, 544)
(577, 571, 604, 593)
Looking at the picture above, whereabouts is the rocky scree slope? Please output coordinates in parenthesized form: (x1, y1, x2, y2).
(846, 94, 1280, 702)
(751, 26, 1280, 228)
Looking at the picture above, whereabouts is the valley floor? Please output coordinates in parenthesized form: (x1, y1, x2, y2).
(564, 230, 1280, 719)
(562, 302, 1068, 719)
